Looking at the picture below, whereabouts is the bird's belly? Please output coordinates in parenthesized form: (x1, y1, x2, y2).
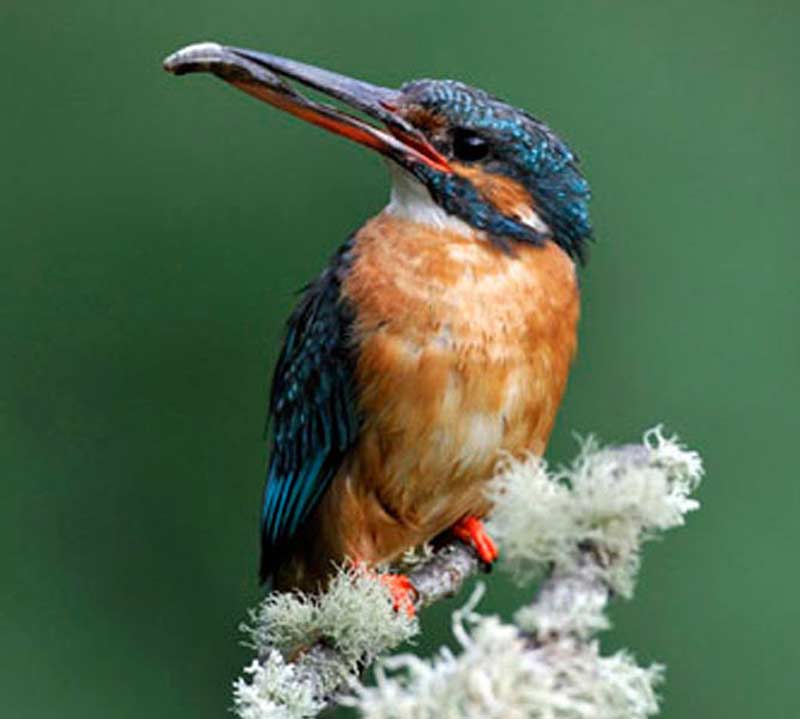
(350, 326, 561, 532)
(325, 214, 580, 563)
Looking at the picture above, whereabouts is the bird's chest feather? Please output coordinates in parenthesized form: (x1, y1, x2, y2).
(341, 213, 579, 524)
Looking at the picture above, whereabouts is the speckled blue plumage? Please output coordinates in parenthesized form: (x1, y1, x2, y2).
(402, 80, 592, 261)
(260, 239, 360, 581)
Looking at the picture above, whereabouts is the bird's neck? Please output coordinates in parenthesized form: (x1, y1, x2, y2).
(382, 164, 561, 259)
(383, 165, 477, 238)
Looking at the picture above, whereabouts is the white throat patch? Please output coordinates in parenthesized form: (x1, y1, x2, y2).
(383, 165, 475, 237)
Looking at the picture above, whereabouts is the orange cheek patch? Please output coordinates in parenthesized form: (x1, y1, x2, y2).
(451, 163, 537, 219)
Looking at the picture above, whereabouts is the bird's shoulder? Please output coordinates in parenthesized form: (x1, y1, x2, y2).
(269, 240, 357, 420)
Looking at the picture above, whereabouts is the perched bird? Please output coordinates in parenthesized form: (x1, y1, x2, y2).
(163, 43, 592, 605)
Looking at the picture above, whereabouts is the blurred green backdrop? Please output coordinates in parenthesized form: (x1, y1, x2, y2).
(2, 1, 798, 717)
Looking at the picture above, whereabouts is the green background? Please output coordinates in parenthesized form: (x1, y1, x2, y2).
(3, 1, 798, 716)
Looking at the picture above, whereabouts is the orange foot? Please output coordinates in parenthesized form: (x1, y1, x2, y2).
(452, 515, 499, 566)
(352, 559, 418, 617)
(380, 573, 417, 617)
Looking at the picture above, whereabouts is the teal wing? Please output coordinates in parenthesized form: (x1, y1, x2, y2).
(259, 241, 360, 581)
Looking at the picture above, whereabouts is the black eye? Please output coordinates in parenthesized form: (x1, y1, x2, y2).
(452, 128, 489, 162)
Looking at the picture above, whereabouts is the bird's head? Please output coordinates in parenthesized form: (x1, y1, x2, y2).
(164, 43, 592, 262)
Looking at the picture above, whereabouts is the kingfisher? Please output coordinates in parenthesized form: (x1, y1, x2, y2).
(163, 43, 592, 607)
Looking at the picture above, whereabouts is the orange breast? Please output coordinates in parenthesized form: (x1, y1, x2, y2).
(276, 212, 579, 589)
(346, 214, 577, 544)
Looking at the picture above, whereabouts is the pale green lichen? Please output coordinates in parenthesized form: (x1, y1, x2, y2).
(245, 566, 418, 667)
(244, 592, 319, 654)
(233, 654, 322, 719)
(487, 427, 703, 596)
(349, 589, 663, 719)
(317, 566, 419, 665)
(513, 572, 611, 639)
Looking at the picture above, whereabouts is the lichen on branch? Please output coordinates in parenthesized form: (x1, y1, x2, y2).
(232, 427, 703, 719)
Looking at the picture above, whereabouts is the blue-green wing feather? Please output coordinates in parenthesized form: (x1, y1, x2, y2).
(259, 240, 360, 581)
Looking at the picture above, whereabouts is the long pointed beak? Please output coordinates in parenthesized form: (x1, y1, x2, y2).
(163, 42, 451, 174)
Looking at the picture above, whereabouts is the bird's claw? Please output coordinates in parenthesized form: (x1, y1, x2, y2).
(379, 573, 417, 617)
(352, 559, 418, 617)
(452, 515, 499, 566)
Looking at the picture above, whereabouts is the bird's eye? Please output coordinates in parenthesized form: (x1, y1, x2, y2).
(452, 129, 489, 162)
